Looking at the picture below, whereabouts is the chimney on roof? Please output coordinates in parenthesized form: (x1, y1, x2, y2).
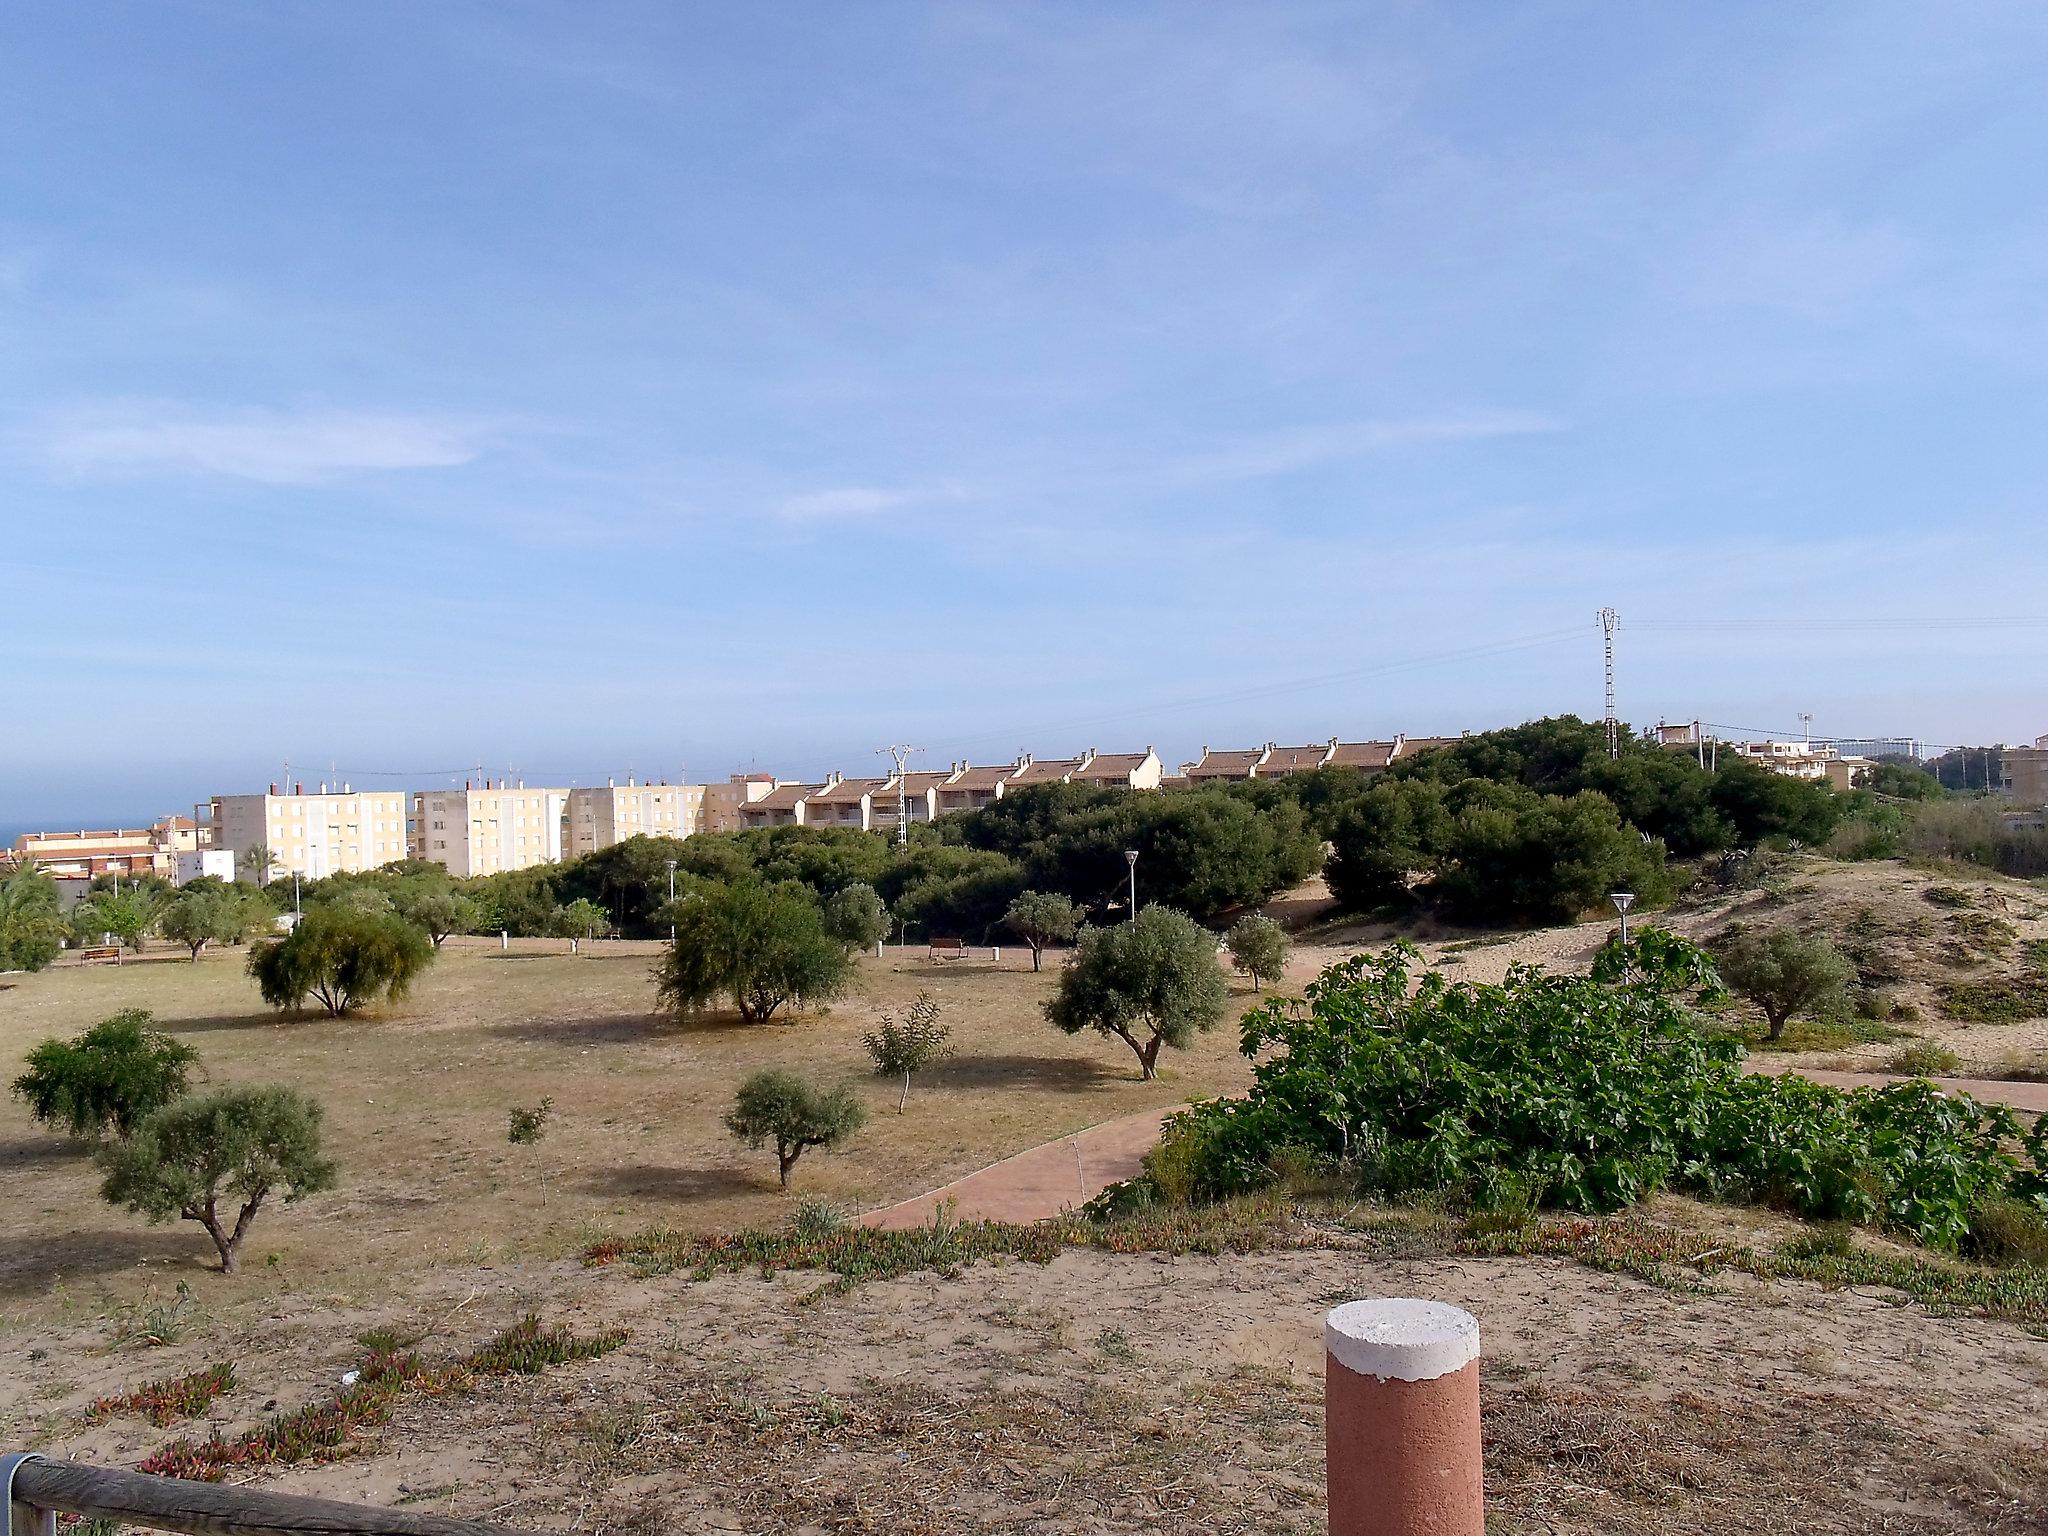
(294, 781, 303, 795)
(269, 783, 278, 795)
(607, 777, 615, 788)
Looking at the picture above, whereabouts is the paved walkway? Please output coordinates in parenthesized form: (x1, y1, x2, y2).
(859, 1104, 1179, 1229)
(857, 1064, 2047, 1232)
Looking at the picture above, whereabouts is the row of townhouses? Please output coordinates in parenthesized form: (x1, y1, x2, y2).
(2, 732, 1521, 891)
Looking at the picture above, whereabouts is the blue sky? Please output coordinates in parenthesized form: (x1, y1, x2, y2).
(5, 2, 2046, 825)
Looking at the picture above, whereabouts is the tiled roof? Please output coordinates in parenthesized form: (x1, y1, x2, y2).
(1073, 752, 1151, 780)
(1007, 759, 1081, 784)
(1261, 745, 1334, 775)
(751, 782, 820, 812)
(1394, 736, 1462, 758)
(941, 765, 1015, 792)
(1327, 741, 1398, 771)
(895, 771, 951, 791)
(809, 777, 888, 805)
(1186, 749, 1264, 777)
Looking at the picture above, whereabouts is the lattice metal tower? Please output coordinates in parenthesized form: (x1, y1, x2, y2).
(1598, 608, 1620, 760)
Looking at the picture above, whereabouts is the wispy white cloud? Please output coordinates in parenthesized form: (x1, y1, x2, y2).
(1171, 412, 1565, 483)
(776, 483, 969, 521)
(40, 404, 496, 483)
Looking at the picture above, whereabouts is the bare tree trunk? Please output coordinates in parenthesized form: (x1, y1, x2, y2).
(900, 1071, 910, 1111)
(1030, 941, 1043, 973)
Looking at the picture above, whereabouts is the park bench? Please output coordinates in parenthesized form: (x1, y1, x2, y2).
(927, 936, 967, 961)
(78, 945, 123, 966)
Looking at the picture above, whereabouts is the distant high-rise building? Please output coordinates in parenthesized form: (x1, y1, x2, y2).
(411, 782, 569, 877)
(199, 786, 410, 882)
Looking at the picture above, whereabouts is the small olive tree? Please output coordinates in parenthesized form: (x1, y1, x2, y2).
(12, 1009, 199, 1140)
(98, 1086, 337, 1272)
(823, 883, 890, 950)
(1044, 905, 1228, 1079)
(159, 886, 257, 961)
(1224, 914, 1290, 993)
(724, 1069, 865, 1188)
(390, 878, 480, 948)
(247, 906, 435, 1017)
(1714, 927, 1854, 1042)
(1005, 890, 1081, 972)
(656, 882, 852, 1023)
(862, 991, 952, 1109)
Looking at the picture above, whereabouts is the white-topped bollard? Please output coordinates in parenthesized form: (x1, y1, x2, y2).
(1324, 1299, 1483, 1536)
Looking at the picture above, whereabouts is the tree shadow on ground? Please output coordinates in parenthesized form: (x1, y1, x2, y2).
(925, 1054, 1128, 1092)
(0, 1134, 93, 1169)
(0, 1227, 216, 1300)
(581, 1163, 762, 1201)
(489, 1010, 760, 1046)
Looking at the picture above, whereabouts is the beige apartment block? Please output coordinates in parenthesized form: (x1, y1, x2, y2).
(565, 779, 707, 856)
(703, 774, 784, 833)
(2009, 737, 2048, 808)
(199, 785, 412, 882)
(413, 781, 570, 877)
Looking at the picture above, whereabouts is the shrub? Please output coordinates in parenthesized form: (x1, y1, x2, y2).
(247, 906, 435, 1016)
(1714, 927, 1853, 1042)
(99, 1086, 338, 1272)
(1940, 972, 2048, 1025)
(1003, 890, 1082, 971)
(861, 992, 951, 1109)
(724, 1070, 865, 1188)
(13, 1010, 199, 1140)
(656, 881, 852, 1023)
(823, 883, 890, 949)
(1886, 1041, 1961, 1078)
(1044, 905, 1228, 1080)
(1150, 941, 2042, 1251)
(1224, 915, 1289, 993)
(1963, 1196, 2048, 1265)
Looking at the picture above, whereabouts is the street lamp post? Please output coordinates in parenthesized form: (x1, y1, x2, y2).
(1125, 849, 1138, 921)
(1610, 890, 1636, 949)
(665, 859, 678, 942)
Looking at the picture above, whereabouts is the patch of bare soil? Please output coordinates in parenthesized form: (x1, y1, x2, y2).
(14, 1245, 2046, 1533)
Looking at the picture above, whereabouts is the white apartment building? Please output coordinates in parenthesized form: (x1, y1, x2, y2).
(199, 785, 412, 882)
(412, 782, 570, 877)
(174, 848, 238, 885)
(565, 779, 707, 856)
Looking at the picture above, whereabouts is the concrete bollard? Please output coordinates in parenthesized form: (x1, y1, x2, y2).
(500, 930, 509, 951)
(1325, 1299, 1483, 1536)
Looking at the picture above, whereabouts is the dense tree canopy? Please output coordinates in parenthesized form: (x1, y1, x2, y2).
(247, 906, 435, 1016)
(12, 1009, 198, 1140)
(99, 1085, 337, 1271)
(0, 863, 67, 972)
(655, 881, 852, 1023)
(1044, 905, 1229, 1079)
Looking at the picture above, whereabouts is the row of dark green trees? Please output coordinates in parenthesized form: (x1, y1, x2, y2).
(0, 716, 1888, 980)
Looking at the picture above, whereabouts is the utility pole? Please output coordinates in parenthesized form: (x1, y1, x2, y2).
(1598, 608, 1620, 760)
(1798, 712, 1814, 746)
(877, 744, 923, 845)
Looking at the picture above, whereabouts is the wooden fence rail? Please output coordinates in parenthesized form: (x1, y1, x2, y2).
(4, 1455, 545, 1536)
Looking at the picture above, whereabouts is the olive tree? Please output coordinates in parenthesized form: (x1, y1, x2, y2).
(159, 885, 258, 961)
(98, 1085, 337, 1272)
(823, 883, 890, 950)
(1714, 927, 1854, 1042)
(247, 906, 435, 1017)
(861, 991, 951, 1109)
(1224, 914, 1290, 993)
(656, 882, 852, 1023)
(723, 1069, 865, 1188)
(12, 1009, 198, 1140)
(390, 879, 480, 948)
(1004, 889, 1081, 972)
(1044, 905, 1228, 1079)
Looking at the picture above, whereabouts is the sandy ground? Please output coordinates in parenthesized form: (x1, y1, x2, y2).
(6, 1234, 2043, 1533)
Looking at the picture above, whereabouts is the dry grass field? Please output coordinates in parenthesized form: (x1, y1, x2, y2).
(3, 867, 2045, 1532)
(0, 938, 1269, 1317)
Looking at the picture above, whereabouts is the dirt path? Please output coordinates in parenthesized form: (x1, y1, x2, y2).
(1745, 1061, 2048, 1113)
(859, 1104, 1177, 1227)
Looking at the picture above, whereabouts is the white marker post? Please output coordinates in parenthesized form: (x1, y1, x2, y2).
(1324, 1299, 1484, 1536)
